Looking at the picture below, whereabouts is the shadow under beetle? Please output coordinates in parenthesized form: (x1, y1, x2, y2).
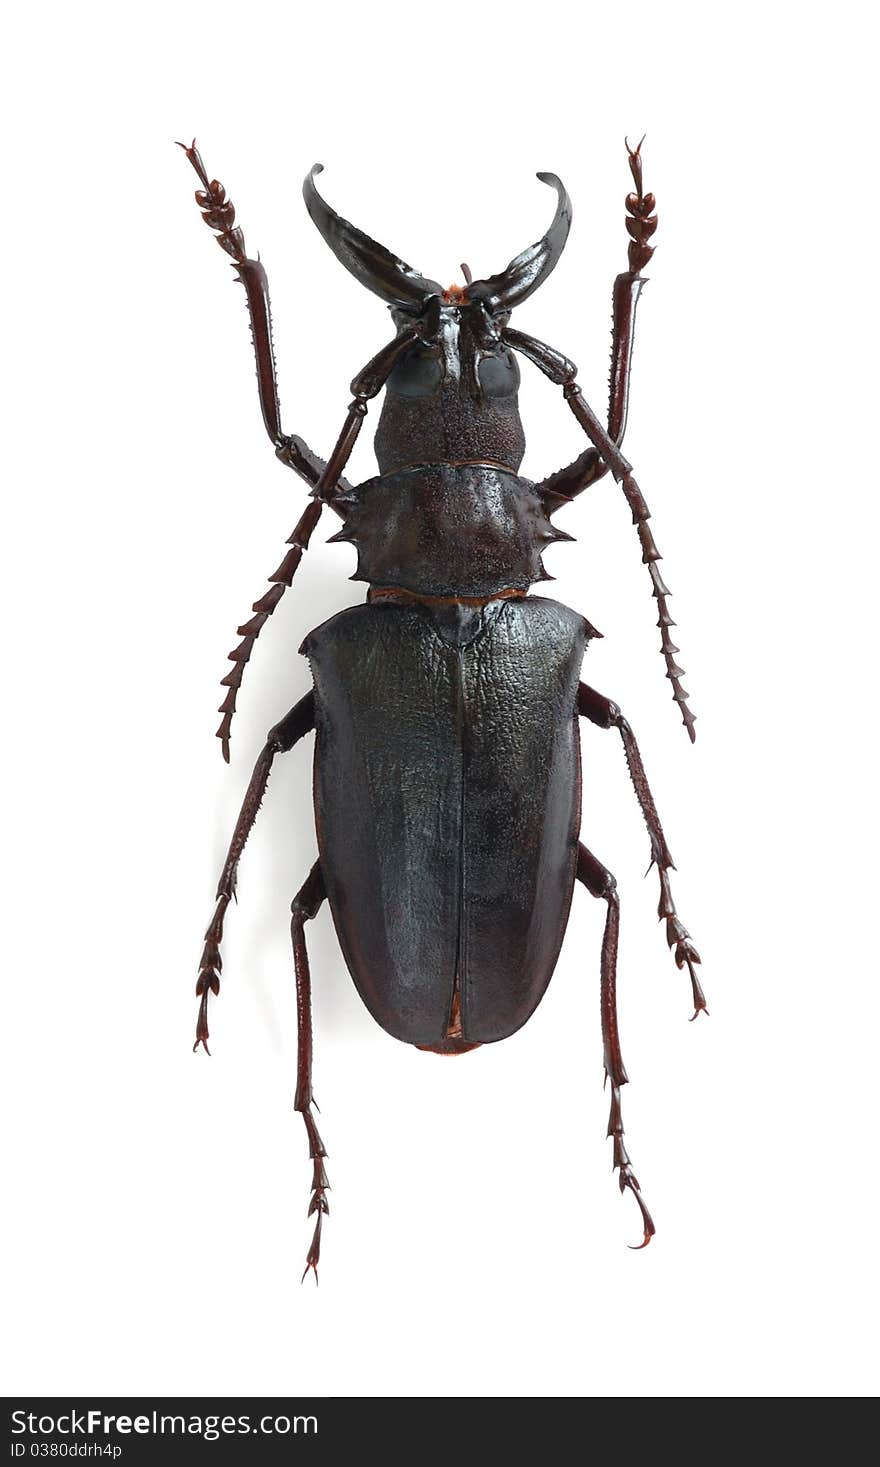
(179, 138, 706, 1278)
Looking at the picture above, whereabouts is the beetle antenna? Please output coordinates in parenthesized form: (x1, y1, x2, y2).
(217, 500, 324, 761)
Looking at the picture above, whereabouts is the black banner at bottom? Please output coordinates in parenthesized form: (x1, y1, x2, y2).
(4, 1398, 563, 1458)
(6, 1401, 328, 1461)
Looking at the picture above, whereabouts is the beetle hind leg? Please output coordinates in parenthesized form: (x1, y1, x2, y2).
(193, 694, 316, 1051)
(290, 862, 330, 1283)
(576, 843, 656, 1249)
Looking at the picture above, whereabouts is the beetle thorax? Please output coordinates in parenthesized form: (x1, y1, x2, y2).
(373, 308, 526, 475)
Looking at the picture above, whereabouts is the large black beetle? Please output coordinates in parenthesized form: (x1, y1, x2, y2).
(179, 140, 705, 1277)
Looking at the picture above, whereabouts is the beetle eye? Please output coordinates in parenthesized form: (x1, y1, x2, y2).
(386, 351, 443, 398)
(477, 351, 520, 398)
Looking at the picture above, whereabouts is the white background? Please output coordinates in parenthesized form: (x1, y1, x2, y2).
(2, 0, 877, 1400)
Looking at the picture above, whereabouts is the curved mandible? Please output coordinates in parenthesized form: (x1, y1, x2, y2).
(303, 164, 443, 309)
(465, 172, 572, 314)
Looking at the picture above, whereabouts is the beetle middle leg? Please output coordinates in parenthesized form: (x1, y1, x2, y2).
(290, 862, 329, 1283)
(578, 682, 707, 1019)
(576, 843, 655, 1249)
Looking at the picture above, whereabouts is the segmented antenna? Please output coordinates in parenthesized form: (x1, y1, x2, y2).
(618, 143, 695, 737)
(216, 499, 323, 761)
(618, 472, 696, 742)
(561, 382, 697, 743)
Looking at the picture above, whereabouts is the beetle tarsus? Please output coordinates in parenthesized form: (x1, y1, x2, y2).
(178, 139, 249, 268)
(627, 1214, 654, 1251)
(194, 898, 226, 1051)
(297, 1131, 330, 1289)
(681, 950, 709, 1020)
(299, 1112, 329, 1285)
(301, 1209, 323, 1285)
(657, 867, 707, 1017)
(193, 990, 212, 1056)
(625, 1188, 655, 1250)
(623, 135, 656, 275)
(608, 1081, 657, 1250)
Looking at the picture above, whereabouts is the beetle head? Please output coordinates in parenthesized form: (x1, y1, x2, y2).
(304, 167, 571, 472)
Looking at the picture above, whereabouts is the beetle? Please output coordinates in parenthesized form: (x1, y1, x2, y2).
(179, 138, 706, 1278)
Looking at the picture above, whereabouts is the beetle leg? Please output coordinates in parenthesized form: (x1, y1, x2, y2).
(290, 863, 329, 1284)
(505, 322, 695, 743)
(176, 141, 357, 760)
(178, 140, 355, 496)
(533, 274, 644, 503)
(578, 683, 707, 1019)
(533, 139, 656, 503)
(576, 843, 655, 1249)
(194, 693, 315, 1052)
(502, 141, 694, 744)
(212, 324, 419, 762)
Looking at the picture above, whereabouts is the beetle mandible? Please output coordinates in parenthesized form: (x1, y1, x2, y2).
(179, 138, 706, 1278)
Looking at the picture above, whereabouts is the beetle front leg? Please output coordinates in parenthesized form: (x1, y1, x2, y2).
(194, 693, 315, 1051)
(177, 141, 355, 759)
(578, 682, 706, 1018)
(210, 311, 419, 762)
(576, 843, 655, 1248)
(290, 863, 329, 1284)
(178, 140, 345, 491)
(536, 138, 655, 505)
